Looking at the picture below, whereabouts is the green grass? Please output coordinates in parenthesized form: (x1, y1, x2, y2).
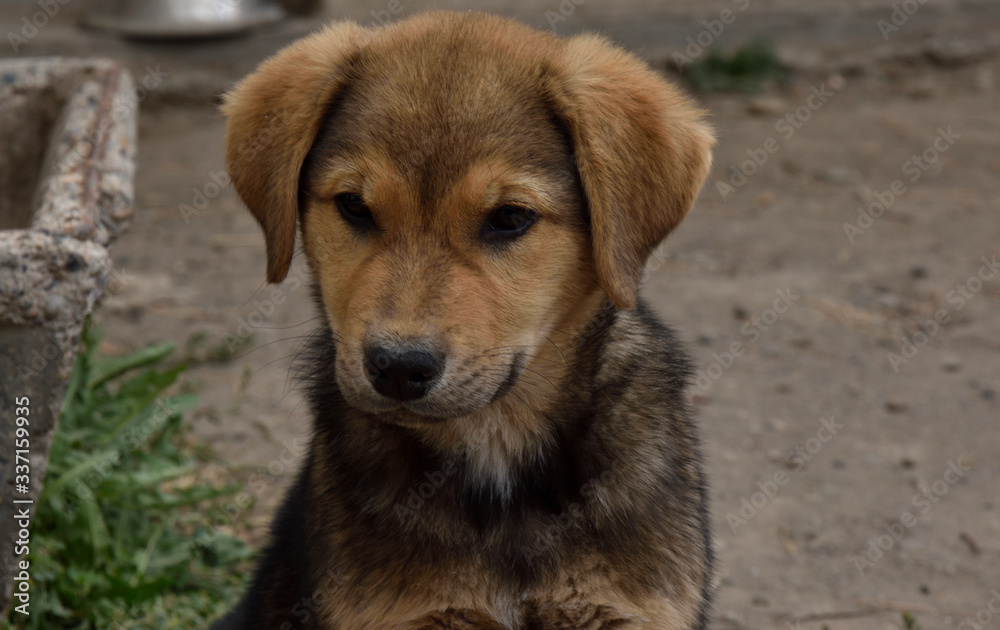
(4, 321, 251, 629)
(685, 39, 788, 93)
(902, 611, 921, 630)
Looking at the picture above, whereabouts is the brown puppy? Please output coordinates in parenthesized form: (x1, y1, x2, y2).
(213, 11, 714, 630)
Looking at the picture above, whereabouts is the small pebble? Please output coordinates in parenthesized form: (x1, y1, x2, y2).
(755, 191, 776, 208)
(761, 343, 780, 358)
(819, 166, 852, 185)
(751, 594, 769, 607)
(877, 291, 900, 309)
(746, 96, 786, 116)
(974, 66, 994, 91)
(885, 400, 909, 414)
(904, 78, 938, 99)
(721, 611, 742, 624)
(784, 454, 804, 470)
(781, 159, 802, 175)
(827, 73, 846, 91)
(926, 37, 991, 66)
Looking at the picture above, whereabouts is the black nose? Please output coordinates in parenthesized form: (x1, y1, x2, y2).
(364, 344, 444, 402)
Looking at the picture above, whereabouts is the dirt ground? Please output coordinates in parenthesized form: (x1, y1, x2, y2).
(5, 0, 999, 628)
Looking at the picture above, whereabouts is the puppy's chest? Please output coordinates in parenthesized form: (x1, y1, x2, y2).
(430, 403, 563, 499)
(324, 461, 640, 629)
(455, 412, 542, 503)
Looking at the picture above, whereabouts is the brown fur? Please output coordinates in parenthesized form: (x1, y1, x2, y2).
(216, 11, 714, 630)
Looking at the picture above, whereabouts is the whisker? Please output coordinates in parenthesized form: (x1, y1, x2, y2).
(249, 351, 303, 378)
(541, 333, 567, 364)
(475, 347, 565, 367)
(518, 366, 555, 389)
(231, 252, 310, 313)
(234, 279, 269, 313)
(235, 334, 325, 360)
(248, 315, 325, 331)
(286, 328, 334, 393)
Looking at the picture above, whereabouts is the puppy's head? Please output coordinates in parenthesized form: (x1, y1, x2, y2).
(223, 12, 713, 422)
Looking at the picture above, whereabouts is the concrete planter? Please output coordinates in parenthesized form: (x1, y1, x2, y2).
(0, 58, 136, 614)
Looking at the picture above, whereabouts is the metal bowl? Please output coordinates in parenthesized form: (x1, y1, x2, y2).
(81, 0, 285, 39)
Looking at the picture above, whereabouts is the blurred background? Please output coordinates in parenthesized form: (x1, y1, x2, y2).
(1, 0, 998, 628)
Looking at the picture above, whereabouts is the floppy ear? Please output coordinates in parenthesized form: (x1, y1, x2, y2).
(553, 34, 714, 309)
(221, 22, 369, 283)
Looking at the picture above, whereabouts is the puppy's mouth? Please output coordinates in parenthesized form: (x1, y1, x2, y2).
(336, 347, 527, 422)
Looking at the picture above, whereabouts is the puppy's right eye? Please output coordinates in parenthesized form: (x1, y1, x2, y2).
(335, 193, 376, 232)
(482, 204, 538, 243)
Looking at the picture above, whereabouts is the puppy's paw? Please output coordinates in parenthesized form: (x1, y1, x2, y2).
(401, 608, 507, 630)
(527, 601, 640, 630)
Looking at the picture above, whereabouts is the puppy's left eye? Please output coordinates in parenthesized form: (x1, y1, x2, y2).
(335, 193, 376, 232)
(483, 205, 538, 242)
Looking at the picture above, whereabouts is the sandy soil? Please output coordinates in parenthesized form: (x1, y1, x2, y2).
(11, 1, 998, 628)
